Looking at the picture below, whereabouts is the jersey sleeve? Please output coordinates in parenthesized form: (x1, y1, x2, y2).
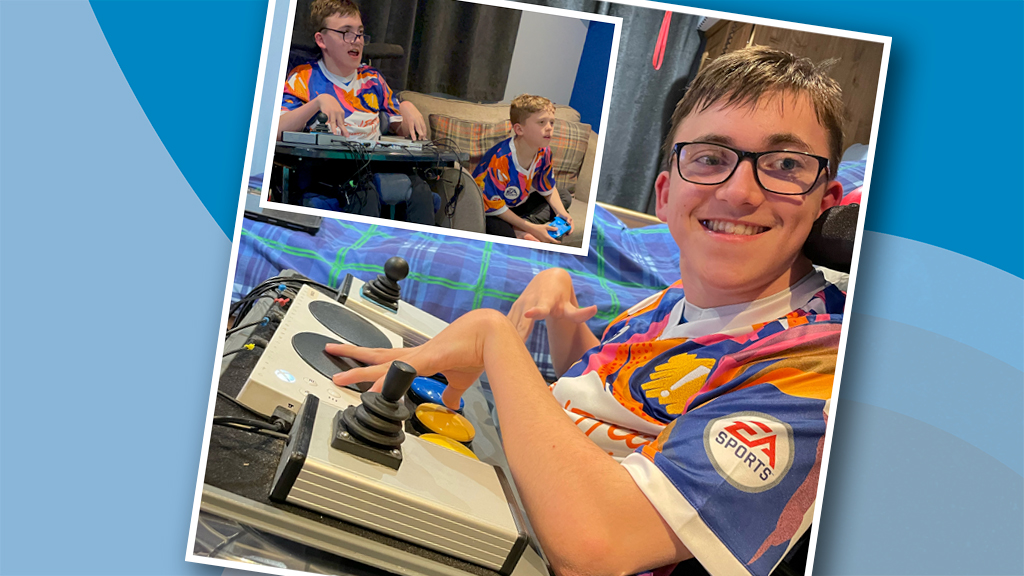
(473, 154, 512, 215)
(362, 68, 402, 126)
(281, 64, 313, 112)
(534, 148, 556, 193)
(621, 324, 839, 576)
(377, 73, 402, 121)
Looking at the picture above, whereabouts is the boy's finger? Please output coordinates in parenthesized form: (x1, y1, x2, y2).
(441, 385, 465, 411)
(332, 363, 388, 388)
(566, 304, 598, 324)
(325, 343, 404, 366)
(523, 305, 550, 320)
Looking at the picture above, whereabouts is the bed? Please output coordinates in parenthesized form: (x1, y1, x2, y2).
(236, 159, 865, 379)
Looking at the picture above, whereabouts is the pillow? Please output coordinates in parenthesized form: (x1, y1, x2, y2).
(428, 114, 511, 172)
(550, 118, 590, 197)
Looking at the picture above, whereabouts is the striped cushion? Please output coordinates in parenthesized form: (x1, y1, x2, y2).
(550, 118, 590, 197)
(428, 115, 511, 173)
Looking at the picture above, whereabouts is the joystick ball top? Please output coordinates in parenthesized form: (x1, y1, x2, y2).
(316, 111, 328, 124)
(384, 257, 409, 282)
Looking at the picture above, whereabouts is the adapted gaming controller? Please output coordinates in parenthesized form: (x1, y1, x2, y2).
(547, 215, 571, 239)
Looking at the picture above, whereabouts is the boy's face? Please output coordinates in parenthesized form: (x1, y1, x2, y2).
(654, 92, 843, 308)
(315, 13, 364, 74)
(514, 109, 555, 150)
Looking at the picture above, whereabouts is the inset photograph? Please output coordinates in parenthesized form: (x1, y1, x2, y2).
(255, 0, 619, 253)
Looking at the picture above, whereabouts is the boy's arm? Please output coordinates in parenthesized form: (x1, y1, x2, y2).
(277, 94, 349, 140)
(536, 151, 574, 234)
(373, 74, 426, 140)
(329, 311, 692, 576)
(507, 268, 599, 375)
(542, 186, 574, 235)
(494, 210, 562, 245)
(393, 101, 427, 141)
(476, 158, 561, 244)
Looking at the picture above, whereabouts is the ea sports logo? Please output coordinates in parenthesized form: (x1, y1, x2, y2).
(703, 412, 794, 493)
(503, 186, 521, 201)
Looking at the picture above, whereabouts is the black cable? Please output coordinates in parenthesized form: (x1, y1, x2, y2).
(231, 277, 337, 323)
(213, 415, 284, 432)
(212, 421, 289, 441)
(216, 390, 270, 420)
(222, 344, 257, 357)
(225, 317, 267, 337)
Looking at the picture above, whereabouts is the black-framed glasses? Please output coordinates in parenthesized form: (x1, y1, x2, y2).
(320, 27, 369, 44)
(672, 141, 829, 196)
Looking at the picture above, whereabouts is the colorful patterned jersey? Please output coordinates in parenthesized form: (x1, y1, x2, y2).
(281, 60, 401, 141)
(553, 271, 846, 576)
(471, 137, 556, 215)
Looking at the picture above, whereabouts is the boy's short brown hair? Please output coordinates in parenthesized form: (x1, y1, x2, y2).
(510, 94, 556, 126)
(310, 0, 360, 33)
(663, 46, 845, 179)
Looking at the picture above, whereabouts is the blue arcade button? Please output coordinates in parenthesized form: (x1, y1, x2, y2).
(408, 376, 464, 412)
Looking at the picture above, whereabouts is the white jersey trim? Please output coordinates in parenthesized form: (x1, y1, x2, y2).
(659, 270, 843, 341)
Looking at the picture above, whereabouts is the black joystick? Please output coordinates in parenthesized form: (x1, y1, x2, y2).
(331, 360, 417, 469)
(313, 111, 330, 133)
(362, 256, 408, 312)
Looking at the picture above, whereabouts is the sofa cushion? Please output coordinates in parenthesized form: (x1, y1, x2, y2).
(550, 118, 590, 198)
(400, 91, 582, 125)
(428, 114, 512, 172)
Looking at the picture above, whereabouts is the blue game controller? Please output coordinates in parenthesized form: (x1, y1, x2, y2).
(548, 216, 572, 239)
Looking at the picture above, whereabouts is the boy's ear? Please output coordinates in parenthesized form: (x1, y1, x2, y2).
(654, 170, 671, 223)
(314, 31, 327, 50)
(818, 179, 843, 217)
(512, 123, 524, 137)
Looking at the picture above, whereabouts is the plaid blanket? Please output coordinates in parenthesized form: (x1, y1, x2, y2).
(236, 161, 866, 379)
(235, 206, 677, 379)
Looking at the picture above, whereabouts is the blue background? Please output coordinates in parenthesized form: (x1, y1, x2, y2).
(1, 1, 1020, 575)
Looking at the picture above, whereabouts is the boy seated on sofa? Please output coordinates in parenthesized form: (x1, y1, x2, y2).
(472, 95, 575, 244)
(275, 0, 434, 224)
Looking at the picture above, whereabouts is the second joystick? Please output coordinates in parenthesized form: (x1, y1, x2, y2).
(362, 256, 409, 312)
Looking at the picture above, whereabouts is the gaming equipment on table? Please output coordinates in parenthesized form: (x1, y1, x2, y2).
(547, 215, 572, 240)
(204, 257, 545, 575)
(281, 113, 431, 151)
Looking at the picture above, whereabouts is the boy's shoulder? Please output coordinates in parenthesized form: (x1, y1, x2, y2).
(473, 137, 515, 176)
(354, 64, 385, 80)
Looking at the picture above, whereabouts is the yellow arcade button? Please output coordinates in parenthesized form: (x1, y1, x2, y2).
(414, 403, 476, 443)
(419, 434, 479, 460)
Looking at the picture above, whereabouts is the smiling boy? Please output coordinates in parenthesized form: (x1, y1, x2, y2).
(473, 94, 574, 244)
(332, 47, 849, 576)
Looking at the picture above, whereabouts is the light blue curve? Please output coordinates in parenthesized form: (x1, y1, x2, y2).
(1, 2, 226, 574)
(840, 313, 1023, 476)
(854, 231, 1023, 371)
(815, 400, 1023, 575)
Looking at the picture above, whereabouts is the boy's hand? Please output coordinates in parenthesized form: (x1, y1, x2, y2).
(521, 221, 561, 244)
(507, 268, 597, 342)
(315, 94, 349, 137)
(398, 101, 427, 141)
(326, 309, 508, 411)
(558, 213, 575, 235)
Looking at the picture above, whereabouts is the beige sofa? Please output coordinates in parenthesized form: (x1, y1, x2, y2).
(399, 91, 598, 248)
